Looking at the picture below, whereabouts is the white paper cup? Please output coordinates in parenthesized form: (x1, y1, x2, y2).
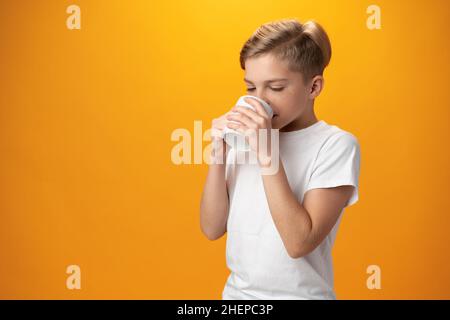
(223, 95, 273, 152)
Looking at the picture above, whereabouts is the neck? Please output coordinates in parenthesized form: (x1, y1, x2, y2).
(280, 104, 318, 132)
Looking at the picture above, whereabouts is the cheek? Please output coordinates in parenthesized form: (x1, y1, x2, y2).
(268, 88, 307, 117)
(283, 105, 303, 121)
(285, 90, 308, 111)
(275, 95, 304, 117)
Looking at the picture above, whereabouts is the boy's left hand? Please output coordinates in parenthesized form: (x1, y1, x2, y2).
(226, 97, 274, 167)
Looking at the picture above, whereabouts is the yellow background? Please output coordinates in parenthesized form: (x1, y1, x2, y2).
(1, 0, 449, 299)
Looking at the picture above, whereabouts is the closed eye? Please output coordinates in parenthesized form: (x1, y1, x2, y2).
(246, 87, 285, 92)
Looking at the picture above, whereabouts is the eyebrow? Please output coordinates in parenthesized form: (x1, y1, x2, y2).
(244, 78, 289, 84)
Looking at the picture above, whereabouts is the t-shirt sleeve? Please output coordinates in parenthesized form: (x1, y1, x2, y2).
(305, 132, 361, 207)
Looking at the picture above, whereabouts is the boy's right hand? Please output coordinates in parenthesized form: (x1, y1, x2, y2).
(210, 110, 234, 163)
(211, 111, 232, 141)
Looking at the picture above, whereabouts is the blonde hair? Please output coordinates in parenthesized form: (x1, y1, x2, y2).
(239, 19, 332, 82)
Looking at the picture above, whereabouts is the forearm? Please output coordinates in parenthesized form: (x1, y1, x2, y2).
(261, 157, 313, 258)
(199, 143, 229, 240)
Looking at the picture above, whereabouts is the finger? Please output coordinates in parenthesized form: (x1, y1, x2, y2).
(244, 97, 270, 119)
(226, 122, 257, 138)
(212, 117, 226, 129)
(226, 122, 249, 134)
(211, 128, 225, 139)
(233, 106, 265, 127)
(226, 122, 245, 134)
(226, 111, 255, 129)
(213, 122, 225, 130)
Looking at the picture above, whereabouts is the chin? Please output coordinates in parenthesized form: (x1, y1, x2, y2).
(271, 117, 282, 130)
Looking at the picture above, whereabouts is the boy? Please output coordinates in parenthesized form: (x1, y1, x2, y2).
(200, 19, 360, 299)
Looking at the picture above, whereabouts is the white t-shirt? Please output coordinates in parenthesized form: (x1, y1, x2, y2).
(222, 119, 360, 300)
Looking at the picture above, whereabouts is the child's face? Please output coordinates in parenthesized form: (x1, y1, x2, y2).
(243, 53, 315, 130)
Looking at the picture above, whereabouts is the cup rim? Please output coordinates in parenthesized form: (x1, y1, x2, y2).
(237, 95, 273, 117)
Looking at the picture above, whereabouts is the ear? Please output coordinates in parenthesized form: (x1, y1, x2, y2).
(308, 75, 324, 99)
